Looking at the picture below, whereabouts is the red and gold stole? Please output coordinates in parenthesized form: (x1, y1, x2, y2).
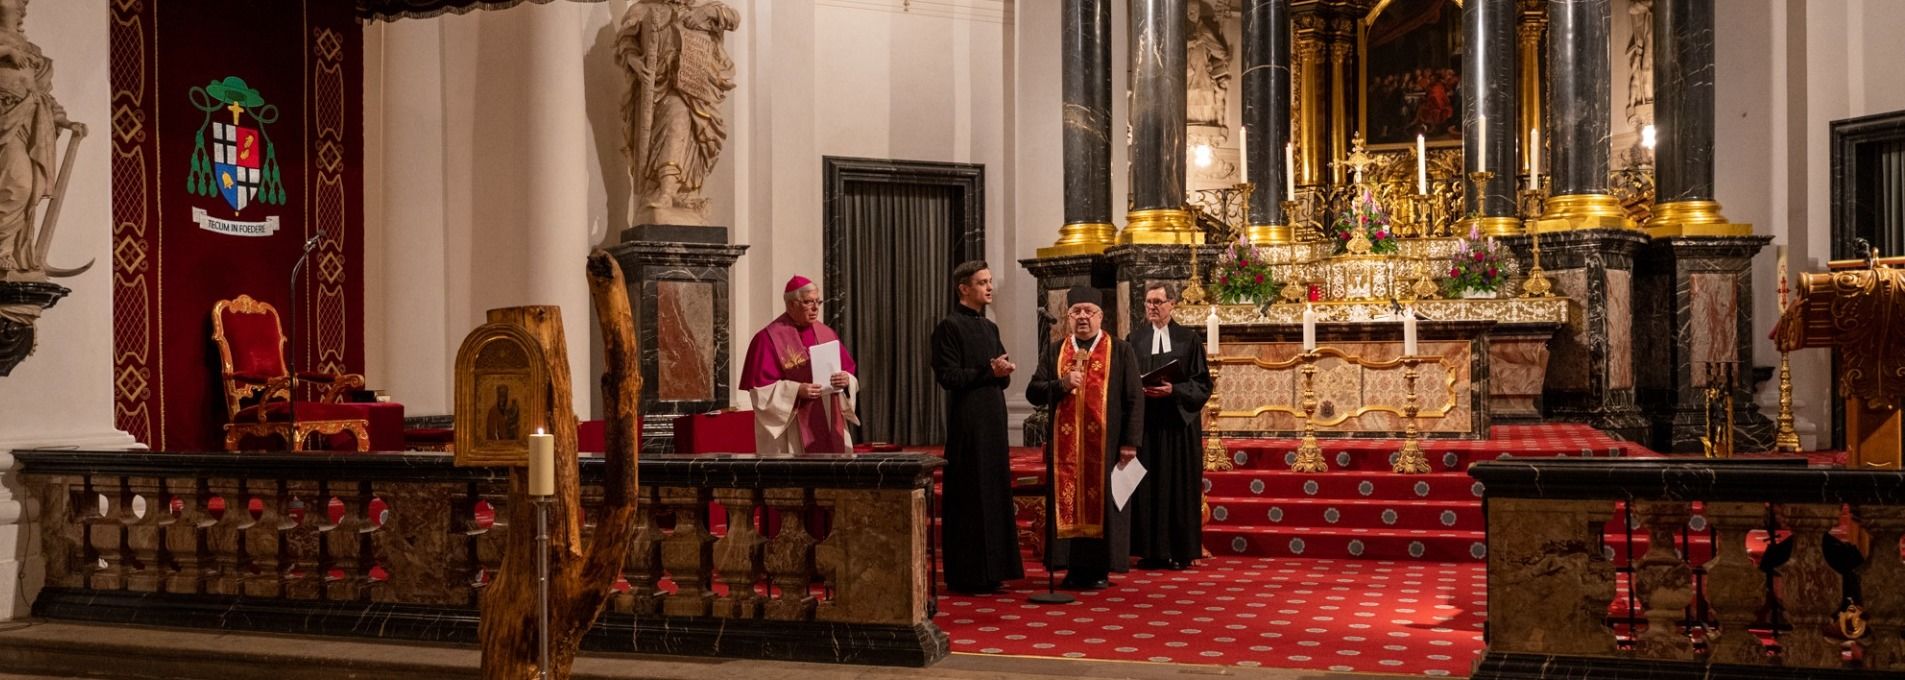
(1052, 333, 1112, 539)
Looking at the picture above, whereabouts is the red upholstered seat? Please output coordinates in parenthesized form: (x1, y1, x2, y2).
(213, 295, 370, 452)
(234, 401, 373, 423)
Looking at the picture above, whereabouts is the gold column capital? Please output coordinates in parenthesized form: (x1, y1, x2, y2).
(1120, 209, 1202, 245)
(1643, 200, 1754, 238)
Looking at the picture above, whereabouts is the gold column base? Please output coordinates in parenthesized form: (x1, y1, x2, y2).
(1643, 200, 1754, 238)
(1459, 216, 1526, 238)
(1120, 208, 1203, 245)
(1036, 221, 1118, 258)
(1534, 193, 1635, 232)
(1243, 223, 1292, 245)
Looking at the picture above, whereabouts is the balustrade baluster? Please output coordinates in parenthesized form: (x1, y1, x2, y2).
(1700, 501, 1768, 664)
(88, 476, 130, 591)
(164, 478, 213, 594)
(369, 482, 468, 606)
(1852, 504, 1905, 670)
(472, 488, 507, 594)
(761, 488, 816, 621)
(712, 488, 765, 618)
(203, 478, 246, 596)
(324, 481, 372, 601)
(123, 476, 167, 592)
(1775, 503, 1846, 668)
(31, 476, 86, 589)
(242, 480, 293, 598)
(659, 487, 714, 617)
(282, 480, 324, 600)
(1482, 499, 1618, 655)
(1631, 501, 1695, 660)
(614, 486, 663, 615)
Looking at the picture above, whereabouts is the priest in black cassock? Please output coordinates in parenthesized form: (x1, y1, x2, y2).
(1027, 286, 1143, 589)
(930, 261, 1022, 594)
(1126, 281, 1212, 570)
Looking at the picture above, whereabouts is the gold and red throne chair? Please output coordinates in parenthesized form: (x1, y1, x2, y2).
(212, 294, 371, 452)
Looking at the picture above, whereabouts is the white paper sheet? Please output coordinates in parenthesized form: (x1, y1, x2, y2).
(1111, 457, 1147, 511)
(809, 340, 843, 393)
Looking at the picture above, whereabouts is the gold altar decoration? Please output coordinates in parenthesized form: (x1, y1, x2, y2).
(1700, 361, 1739, 459)
(1204, 356, 1232, 472)
(1775, 255, 1905, 469)
(1123, 208, 1202, 245)
(1645, 199, 1754, 239)
(1517, 182, 1554, 298)
(1175, 296, 1569, 327)
(1190, 182, 1258, 246)
(1039, 221, 1118, 258)
(1774, 255, 1800, 452)
(1608, 163, 1657, 226)
(1207, 346, 1459, 428)
(1536, 193, 1634, 232)
(1392, 355, 1430, 474)
(1291, 350, 1327, 473)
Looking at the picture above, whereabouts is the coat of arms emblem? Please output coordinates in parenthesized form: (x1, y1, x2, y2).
(187, 76, 286, 213)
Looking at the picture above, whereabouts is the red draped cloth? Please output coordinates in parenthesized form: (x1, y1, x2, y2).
(1052, 335, 1111, 539)
(738, 314, 857, 453)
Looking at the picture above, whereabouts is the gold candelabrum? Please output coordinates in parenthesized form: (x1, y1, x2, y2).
(1391, 355, 1430, 474)
(1281, 190, 1324, 243)
(1516, 181, 1554, 298)
(1290, 349, 1328, 473)
(1203, 354, 1231, 471)
(1701, 361, 1739, 459)
(1773, 271, 1801, 452)
(1465, 170, 1495, 222)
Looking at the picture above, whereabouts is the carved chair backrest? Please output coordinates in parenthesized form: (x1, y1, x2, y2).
(211, 294, 289, 418)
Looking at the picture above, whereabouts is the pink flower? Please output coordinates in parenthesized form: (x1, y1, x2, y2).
(1375, 230, 1388, 240)
(1450, 267, 1462, 278)
(1487, 267, 1499, 279)
(1473, 251, 1485, 262)
(1254, 273, 1265, 284)
(1238, 258, 1248, 268)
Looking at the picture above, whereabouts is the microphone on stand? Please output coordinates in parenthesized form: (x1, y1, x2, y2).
(286, 229, 328, 452)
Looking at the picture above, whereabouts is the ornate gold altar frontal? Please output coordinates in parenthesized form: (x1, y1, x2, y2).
(1207, 342, 1469, 437)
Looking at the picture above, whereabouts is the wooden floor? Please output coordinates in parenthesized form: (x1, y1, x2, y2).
(0, 620, 1417, 680)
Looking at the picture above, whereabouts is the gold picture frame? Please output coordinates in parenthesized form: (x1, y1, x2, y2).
(454, 322, 550, 467)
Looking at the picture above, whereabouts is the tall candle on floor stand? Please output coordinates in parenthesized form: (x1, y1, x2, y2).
(1301, 304, 1317, 352)
(528, 428, 555, 496)
(1403, 307, 1418, 357)
(1285, 142, 1297, 201)
(1206, 305, 1222, 356)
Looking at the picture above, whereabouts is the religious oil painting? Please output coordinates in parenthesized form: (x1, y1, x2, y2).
(1363, 0, 1464, 147)
(454, 324, 548, 467)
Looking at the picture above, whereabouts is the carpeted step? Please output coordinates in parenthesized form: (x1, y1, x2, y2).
(1214, 442, 1626, 472)
(1204, 525, 1489, 562)
(1205, 497, 1485, 532)
(1203, 470, 1483, 502)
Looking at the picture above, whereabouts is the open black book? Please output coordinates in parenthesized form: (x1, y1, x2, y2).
(1141, 359, 1186, 387)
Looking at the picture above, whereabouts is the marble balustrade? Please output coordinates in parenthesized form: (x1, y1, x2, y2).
(10, 449, 949, 667)
(1469, 458, 1905, 679)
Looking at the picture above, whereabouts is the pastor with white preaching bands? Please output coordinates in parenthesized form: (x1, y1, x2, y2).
(1028, 286, 1144, 590)
(1126, 281, 1213, 571)
(738, 275, 860, 454)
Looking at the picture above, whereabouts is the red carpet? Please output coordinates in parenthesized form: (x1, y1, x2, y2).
(936, 557, 1486, 677)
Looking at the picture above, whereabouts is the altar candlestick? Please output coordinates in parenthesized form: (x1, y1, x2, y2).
(1528, 128, 1541, 183)
(1475, 116, 1487, 170)
(1240, 127, 1249, 185)
(1301, 304, 1317, 351)
(1416, 134, 1428, 194)
(1206, 305, 1221, 356)
(528, 428, 555, 497)
(1403, 307, 1418, 357)
(1285, 142, 1296, 201)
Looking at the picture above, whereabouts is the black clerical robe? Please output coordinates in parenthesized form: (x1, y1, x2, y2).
(930, 303, 1023, 591)
(1126, 321, 1213, 567)
(1027, 333, 1143, 583)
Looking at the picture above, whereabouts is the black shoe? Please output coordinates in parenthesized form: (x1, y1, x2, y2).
(1168, 560, 1192, 571)
(1136, 558, 1172, 570)
(1061, 577, 1113, 590)
(949, 582, 1003, 595)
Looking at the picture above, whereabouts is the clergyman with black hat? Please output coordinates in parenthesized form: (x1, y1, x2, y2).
(1027, 286, 1144, 589)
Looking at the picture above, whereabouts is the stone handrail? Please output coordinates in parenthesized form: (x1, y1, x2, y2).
(10, 449, 947, 666)
(1469, 458, 1905, 678)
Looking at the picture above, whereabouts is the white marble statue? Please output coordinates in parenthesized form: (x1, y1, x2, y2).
(616, 0, 739, 228)
(0, 0, 86, 282)
(1186, 0, 1232, 128)
(1624, 0, 1654, 131)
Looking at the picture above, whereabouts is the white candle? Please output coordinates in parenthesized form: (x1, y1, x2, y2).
(1240, 127, 1249, 185)
(1403, 307, 1418, 357)
(1285, 142, 1297, 201)
(1475, 116, 1487, 171)
(1416, 134, 1428, 194)
(1206, 306, 1221, 356)
(528, 428, 555, 497)
(1529, 128, 1541, 181)
(1301, 304, 1317, 352)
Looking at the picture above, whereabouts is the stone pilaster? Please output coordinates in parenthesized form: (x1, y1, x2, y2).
(1634, 235, 1773, 452)
(607, 226, 748, 453)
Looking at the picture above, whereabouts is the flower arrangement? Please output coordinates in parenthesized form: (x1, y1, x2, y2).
(1444, 224, 1511, 297)
(1327, 190, 1400, 255)
(1212, 235, 1282, 304)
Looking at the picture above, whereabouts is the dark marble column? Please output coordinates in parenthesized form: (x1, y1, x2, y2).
(1634, 236, 1773, 453)
(1045, 0, 1118, 257)
(1463, 0, 1521, 236)
(1652, 0, 1712, 204)
(608, 226, 749, 453)
(1644, 0, 1747, 237)
(1545, 0, 1610, 198)
(1242, 0, 1292, 240)
(1123, 0, 1197, 243)
(1017, 254, 1119, 445)
(1499, 230, 1650, 441)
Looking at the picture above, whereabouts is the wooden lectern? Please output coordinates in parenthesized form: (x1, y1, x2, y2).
(1774, 257, 1905, 469)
